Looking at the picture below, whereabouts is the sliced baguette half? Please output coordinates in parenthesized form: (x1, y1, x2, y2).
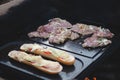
(20, 43, 75, 65)
(8, 50, 63, 74)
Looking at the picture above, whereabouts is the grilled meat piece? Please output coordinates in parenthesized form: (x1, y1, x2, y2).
(28, 31, 50, 39)
(71, 23, 98, 36)
(28, 31, 41, 38)
(69, 32, 80, 40)
(37, 24, 55, 33)
(36, 24, 55, 39)
(30, 18, 72, 39)
(49, 28, 71, 44)
(93, 27, 114, 38)
(82, 36, 111, 48)
(49, 18, 72, 28)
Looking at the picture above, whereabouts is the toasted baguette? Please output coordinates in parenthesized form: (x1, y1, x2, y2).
(8, 50, 63, 74)
(20, 43, 75, 65)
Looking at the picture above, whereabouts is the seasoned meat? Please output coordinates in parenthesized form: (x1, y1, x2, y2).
(36, 24, 56, 39)
(28, 18, 114, 48)
(28, 31, 49, 39)
(49, 28, 71, 44)
(82, 36, 111, 48)
(37, 24, 57, 33)
(71, 23, 98, 36)
(34, 18, 72, 39)
(49, 18, 72, 28)
(28, 31, 41, 38)
(69, 32, 80, 40)
(93, 27, 114, 38)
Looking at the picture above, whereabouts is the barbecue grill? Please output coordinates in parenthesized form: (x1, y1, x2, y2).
(0, 0, 120, 80)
